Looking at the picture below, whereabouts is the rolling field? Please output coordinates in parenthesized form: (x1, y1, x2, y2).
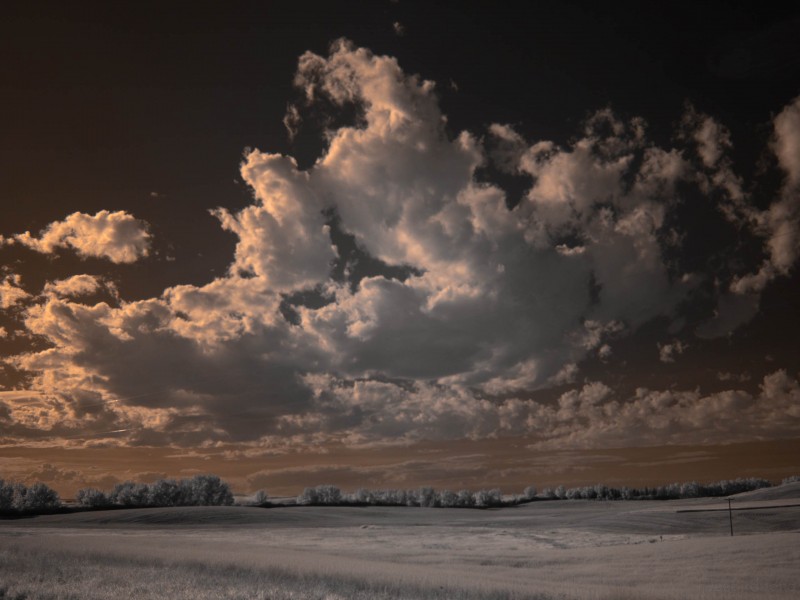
(1, 487, 799, 599)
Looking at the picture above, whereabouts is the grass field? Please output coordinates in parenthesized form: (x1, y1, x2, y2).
(1, 486, 799, 599)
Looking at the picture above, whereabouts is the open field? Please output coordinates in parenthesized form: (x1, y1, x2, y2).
(1, 486, 799, 599)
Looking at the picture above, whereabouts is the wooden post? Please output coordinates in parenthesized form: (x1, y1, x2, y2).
(727, 498, 733, 536)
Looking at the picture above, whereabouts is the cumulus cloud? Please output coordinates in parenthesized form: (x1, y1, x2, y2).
(0, 274, 30, 309)
(3, 41, 799, 451)
(9, 210, 151, 263)
(42, 274, 114, 299)
(282, 370, 800, 449)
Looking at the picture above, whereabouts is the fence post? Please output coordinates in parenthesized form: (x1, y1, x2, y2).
(727, 498, 733, 536)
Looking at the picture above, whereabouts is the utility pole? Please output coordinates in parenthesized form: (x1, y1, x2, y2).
(727, 498, 734, 536)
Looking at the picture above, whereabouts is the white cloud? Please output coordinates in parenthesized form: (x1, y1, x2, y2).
(212, 153, 336, 292)
(0, 274, 30, 309)
(43, 274, 112, 299)
(10, 210, 150, 263)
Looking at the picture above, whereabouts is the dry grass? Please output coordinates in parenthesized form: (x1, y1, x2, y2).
(1, 493, 799, 600)
(0, 544, 551, 600)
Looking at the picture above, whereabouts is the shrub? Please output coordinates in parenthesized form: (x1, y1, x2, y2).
(781, 475, 800, 485)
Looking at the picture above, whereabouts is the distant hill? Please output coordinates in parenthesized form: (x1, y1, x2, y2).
(731, 481, 800, 501)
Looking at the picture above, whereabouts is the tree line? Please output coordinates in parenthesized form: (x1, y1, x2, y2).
(1, 474, 797, 515)
(0, 474, 233, 514)
(291, 477, 778, 507)
(75, 474, 234, 508)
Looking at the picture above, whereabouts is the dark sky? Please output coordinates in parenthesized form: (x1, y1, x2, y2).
(1, 1, 799, 494)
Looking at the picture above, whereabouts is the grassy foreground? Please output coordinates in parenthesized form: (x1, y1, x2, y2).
(0, 546, 553, 600)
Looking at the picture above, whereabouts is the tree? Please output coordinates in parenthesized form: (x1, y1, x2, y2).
(188, 474, 234, 506)
(0, 479, 13, 510)
(76, 487, 112, 508)
(474, 489, 502, 507)
(457, 489, 475, 507)
(353, 488, 373, 504)
(110, 481, 149, 506)
(523, 485, 537, 500)
(13, 482, 60, 511)
(297, 487, 319, 505)
(418, 486, 437, 507)
(147, 479, 185, 507)
(438, 489, 458, 507)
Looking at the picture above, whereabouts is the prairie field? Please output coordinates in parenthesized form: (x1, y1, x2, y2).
(1, 485, 799, 600)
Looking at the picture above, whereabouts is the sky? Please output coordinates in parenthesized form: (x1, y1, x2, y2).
(1, 1, 800, 497)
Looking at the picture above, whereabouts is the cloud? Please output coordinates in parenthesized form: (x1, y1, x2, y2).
(657, 339, 688, 363)
(43, 274, 114, 299)
(0, 274, 30, 309)
(3, 41, 799, 452)
(773, 95, 800, 187)
(724, 96, 800, 295)
(9, 210, 151, 263)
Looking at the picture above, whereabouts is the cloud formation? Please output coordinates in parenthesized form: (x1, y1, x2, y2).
(2, 41, 799, 451)
(0, 274, 30, 309)
(8, 210, 151, 263)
